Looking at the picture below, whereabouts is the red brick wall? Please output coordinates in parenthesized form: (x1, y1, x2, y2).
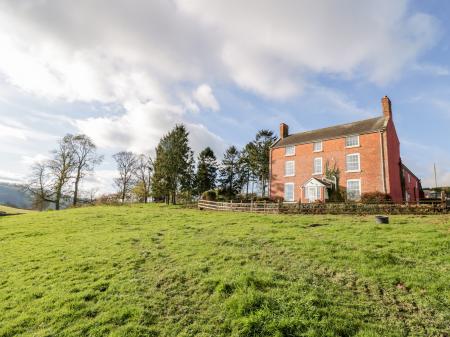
(270, 132, 386, 202)
(402, 167, 421, 202)
(384, 119, 403, 203)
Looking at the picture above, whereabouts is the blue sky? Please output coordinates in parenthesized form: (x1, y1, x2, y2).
(0, 0, 449, 194)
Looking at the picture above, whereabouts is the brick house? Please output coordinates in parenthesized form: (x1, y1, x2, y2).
(269, 96, 422, 203)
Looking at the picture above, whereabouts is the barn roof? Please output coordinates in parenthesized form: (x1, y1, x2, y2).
(273, 116, 388, 148)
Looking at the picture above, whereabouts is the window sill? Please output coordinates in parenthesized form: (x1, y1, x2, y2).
(345, 145, 360, 149)
(284, 175, 295, 178)
(284, 154, 295, 157)
(313, 150, 323, 153)
(346, 170, 361, 173)
(312, 172, 322, 175)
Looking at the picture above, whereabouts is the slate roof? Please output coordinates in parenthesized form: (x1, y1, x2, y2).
(273, 116, 388, 148)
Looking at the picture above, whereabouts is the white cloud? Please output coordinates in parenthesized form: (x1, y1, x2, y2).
(21, 154, 50, 166)
(177, 0, 437, 97)
(193, 84, 220, 111)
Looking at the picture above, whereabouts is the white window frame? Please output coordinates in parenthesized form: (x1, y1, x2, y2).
(284, 160, 295, 177)
(408, 173, 411, 183)
(285, 145, 295, 156)
(313, 141, 323, 152)
(346, 153, 361, 172)
(313, 157, 322, 175)
(345, 135, 360, 148)
(346, 179, 361, 201)
(284, 183, 295, 202)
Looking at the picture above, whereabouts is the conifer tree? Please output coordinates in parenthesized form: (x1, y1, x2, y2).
(195, 147, 218, 195)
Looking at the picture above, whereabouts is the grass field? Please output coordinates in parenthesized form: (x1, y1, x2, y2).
(0, 205, 449, 337)
(0, 205, 34, 216)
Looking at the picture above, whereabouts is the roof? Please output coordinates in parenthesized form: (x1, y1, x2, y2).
(273, 116, 388, 148)
(301, 177, 333, 187)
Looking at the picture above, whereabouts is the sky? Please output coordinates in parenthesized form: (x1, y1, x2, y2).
(0, 0, 449, 194)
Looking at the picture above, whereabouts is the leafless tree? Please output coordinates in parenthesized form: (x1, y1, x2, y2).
(26, 162, 53, 210)
(48, 135, 76, 210)
(113, 151, 138, 203)
(26, 135, 76, 210)
(69, 134, 103, 206)
(133, 154, 153, 203)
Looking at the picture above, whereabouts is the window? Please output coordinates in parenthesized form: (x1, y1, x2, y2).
(346, 153, 360, 172)
(313, 157, 322, 175)
(313, 141, 322, 152)
(285, 160, 295, 176)
(285, 145, 295, 156)
(284, 183, 294, 202)
(346, 135, 360, 148)
(347, 179, 361, 200)
(408, 173, 411, 183)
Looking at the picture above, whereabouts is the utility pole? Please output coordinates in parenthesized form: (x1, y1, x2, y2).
(434, 163, 438, 189)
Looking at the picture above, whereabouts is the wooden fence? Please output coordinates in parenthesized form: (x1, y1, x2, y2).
(198, 200, 280, 213)
(198, 199, 449, 215)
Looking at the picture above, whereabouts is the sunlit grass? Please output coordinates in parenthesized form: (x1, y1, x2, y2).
(0, 205, 34, 215)
(0, 204, 448, 336)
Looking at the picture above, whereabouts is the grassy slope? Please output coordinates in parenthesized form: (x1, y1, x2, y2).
(0, 205, 34, 215)
(0, 205, 448, 337)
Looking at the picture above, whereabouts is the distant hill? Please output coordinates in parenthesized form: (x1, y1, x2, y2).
(0, 182, 33, 209)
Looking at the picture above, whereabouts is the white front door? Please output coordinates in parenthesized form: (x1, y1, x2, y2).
(308, 186, 318, 202)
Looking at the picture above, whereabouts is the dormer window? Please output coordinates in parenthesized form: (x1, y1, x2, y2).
(285, 145, 295, 156)
(313, 141, 322, 152)
(345, 135, 360, 148)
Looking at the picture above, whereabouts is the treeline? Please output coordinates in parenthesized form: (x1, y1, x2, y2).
(27, 124, 276, 209)
(112, 124, 276, 204)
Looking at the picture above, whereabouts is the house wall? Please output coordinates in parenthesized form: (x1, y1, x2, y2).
(270, 131, 385, 202)
(402, 166, 421, 202)
(384, 119, 403, 203)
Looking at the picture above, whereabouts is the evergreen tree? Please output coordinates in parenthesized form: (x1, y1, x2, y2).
(195, 147, 218, 195)
(151, 124, 194, 204)
(218, 146, 243, 199)
(245, 129, 276, 197)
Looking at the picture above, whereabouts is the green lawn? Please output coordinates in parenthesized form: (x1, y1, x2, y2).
(0, 205, 448, 337)
(0, 205, 34, 216)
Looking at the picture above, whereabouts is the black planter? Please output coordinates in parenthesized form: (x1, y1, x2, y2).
(375, 215, 389, 224)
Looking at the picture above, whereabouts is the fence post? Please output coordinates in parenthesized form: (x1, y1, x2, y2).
(441, 191, 446, 212)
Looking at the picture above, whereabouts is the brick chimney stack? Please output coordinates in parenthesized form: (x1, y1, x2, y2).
(382, 95, 392, 119)
(280, 123, 289, 139)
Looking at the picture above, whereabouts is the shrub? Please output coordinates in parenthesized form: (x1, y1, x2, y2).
(360, 192, 392, 204)
(95, 194, 120, 206)
(202, 190, 217, 201)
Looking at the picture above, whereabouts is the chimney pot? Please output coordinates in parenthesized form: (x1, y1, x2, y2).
(280, 123, 289, 139)
(382, 96, 392, 118)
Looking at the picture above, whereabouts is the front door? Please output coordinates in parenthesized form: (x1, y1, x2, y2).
(308, 186, 318, 202)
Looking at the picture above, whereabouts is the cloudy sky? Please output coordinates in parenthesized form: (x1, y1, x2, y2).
(0, 0, 449, 193)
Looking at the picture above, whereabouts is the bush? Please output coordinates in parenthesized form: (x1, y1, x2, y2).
(202, 190, 217, 201)
(95, 193, 121, 206)
(360, 192, 392, 204)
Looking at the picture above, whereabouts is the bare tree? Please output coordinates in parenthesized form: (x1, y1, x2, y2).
(113, 151, 137, 203)
(26, 162, 53, 210)
(69, 134, 103, 206)
(26, 135, 76, 210)
(48, 135, 76, 210)
(133, 154, 153, 203)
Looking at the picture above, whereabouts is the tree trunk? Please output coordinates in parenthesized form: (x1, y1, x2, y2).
(55, 189, 61, 210)
(73, 173, 81, 206)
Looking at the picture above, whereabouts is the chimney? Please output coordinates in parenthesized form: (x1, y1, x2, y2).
(382, 96, 392, 118)
(280, 123, 289, 139)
